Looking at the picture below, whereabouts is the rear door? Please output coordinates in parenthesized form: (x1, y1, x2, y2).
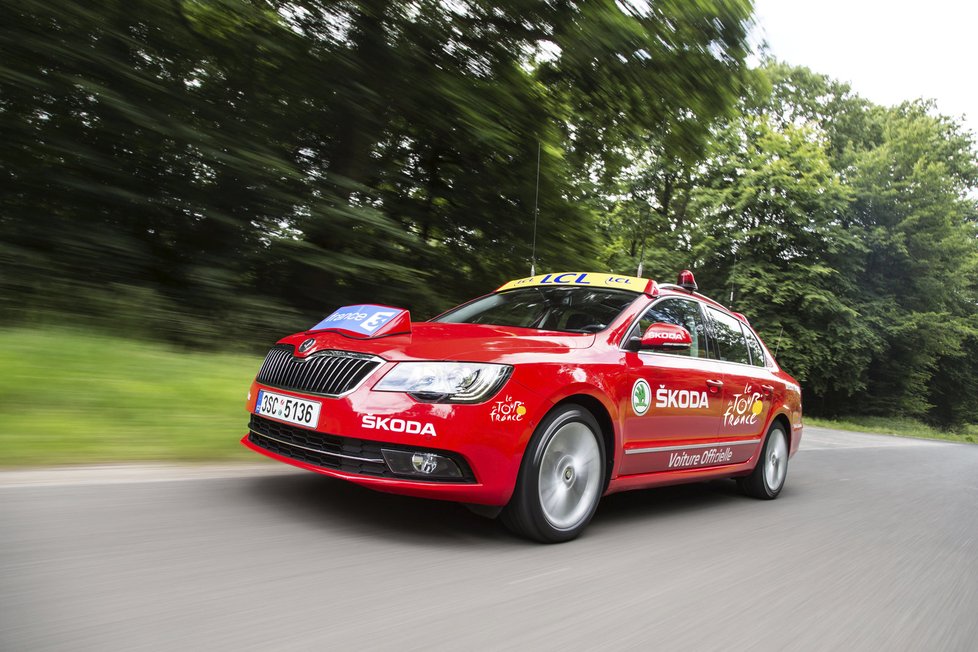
(619, 297, 725, 475)
(704, 307, 774, 465)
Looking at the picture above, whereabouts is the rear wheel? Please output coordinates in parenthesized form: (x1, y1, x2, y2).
(502, 404, 605, 543)
(738, 422, 789, 499)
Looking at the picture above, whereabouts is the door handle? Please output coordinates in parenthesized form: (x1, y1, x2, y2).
(760, 384, 775, 397)
(706, 379, 723, 394)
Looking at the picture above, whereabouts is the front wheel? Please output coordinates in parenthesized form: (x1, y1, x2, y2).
(502, 404, 605, 543)
(738, 422, 789, 499)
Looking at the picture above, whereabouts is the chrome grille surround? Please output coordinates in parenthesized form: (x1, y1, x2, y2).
(255, 345, 384, 397)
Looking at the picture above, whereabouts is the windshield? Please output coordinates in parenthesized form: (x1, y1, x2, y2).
(434, 286, 639, 333)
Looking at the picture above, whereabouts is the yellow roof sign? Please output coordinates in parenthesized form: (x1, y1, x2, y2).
(497, 272, 657, 294)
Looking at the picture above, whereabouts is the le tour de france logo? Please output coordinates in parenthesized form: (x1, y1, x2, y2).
(632, 379, 652, 416)
(490, 396, 527, 422)
(723, 384, 764, 427)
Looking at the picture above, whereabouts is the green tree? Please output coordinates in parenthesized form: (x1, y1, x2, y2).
(691, 112, 879, 399)
(847, 102, 978, 423)
(685, 65, 978, 427)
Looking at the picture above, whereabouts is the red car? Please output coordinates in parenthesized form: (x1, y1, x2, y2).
(243, 271, 803, 542)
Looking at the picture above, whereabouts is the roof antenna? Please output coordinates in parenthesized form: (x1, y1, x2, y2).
(530, 142, 541, 276)
(636, 206, 651, 277)
(635, 236, 645, 276)
(773, 325, 785, 358)
(728, 252, 737, 304)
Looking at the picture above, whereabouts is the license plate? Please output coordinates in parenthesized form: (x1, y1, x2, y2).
(254, 389, 322, 429)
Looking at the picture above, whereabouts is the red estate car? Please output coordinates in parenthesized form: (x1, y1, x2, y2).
(243, 271, 803, 542)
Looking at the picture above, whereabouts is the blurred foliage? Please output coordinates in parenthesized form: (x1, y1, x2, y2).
(0, 329, 259, 464)
(0, 0, 753, 345)
(2, 2, 978, 429)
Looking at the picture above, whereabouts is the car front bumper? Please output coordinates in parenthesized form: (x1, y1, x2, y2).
(242, 378, 546, 506)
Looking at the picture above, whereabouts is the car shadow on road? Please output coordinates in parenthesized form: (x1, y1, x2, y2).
(246, 471, 752, 545)
(593, 480, 745, 526)
(245, 472, 521, 547)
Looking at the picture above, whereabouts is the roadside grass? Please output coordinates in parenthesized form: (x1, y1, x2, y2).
(805, 416, 977, 444)
(0, 328, 263, 466)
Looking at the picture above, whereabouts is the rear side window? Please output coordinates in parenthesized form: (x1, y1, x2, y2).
(743, 328, 767, 367)
(706, 307, 750, 365)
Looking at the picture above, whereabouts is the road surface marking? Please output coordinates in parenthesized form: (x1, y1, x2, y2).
(0, 463, 298, 489)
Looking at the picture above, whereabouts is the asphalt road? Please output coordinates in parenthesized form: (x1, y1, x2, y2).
(2, 427, 976, 651)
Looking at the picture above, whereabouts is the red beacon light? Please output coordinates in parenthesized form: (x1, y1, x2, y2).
(677, 269, 698, 292)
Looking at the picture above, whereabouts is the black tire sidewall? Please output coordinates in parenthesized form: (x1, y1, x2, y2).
(514, 404, 606, 542)
(761, 425, 788, 497)
(737, 422, 789, 500)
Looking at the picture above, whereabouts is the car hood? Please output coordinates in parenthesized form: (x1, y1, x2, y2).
(281, 322, 595, 363)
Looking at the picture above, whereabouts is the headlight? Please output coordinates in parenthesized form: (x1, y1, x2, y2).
(373, 362, 512, 403)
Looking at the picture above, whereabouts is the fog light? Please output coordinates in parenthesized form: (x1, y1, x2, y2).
(412, 453, 438, 474)
(382, 449, 463, 479)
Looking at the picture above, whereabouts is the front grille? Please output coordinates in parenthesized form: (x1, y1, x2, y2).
(256, 345, 382, 397)
(248, 415, 476, 483)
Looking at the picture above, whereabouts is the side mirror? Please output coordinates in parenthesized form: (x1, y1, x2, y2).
(640, 322, 692, 351)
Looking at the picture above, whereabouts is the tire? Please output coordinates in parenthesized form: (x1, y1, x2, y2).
(738, 422, 789, 499)
(501, 404, 605, 543)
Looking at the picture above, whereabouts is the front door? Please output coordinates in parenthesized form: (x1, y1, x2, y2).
(619, 298, 725, 475)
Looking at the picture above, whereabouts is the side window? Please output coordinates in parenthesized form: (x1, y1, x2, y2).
(636, 298, 709, 359)
(744, 328, 767, 367)
(707, 307, 750, 365)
